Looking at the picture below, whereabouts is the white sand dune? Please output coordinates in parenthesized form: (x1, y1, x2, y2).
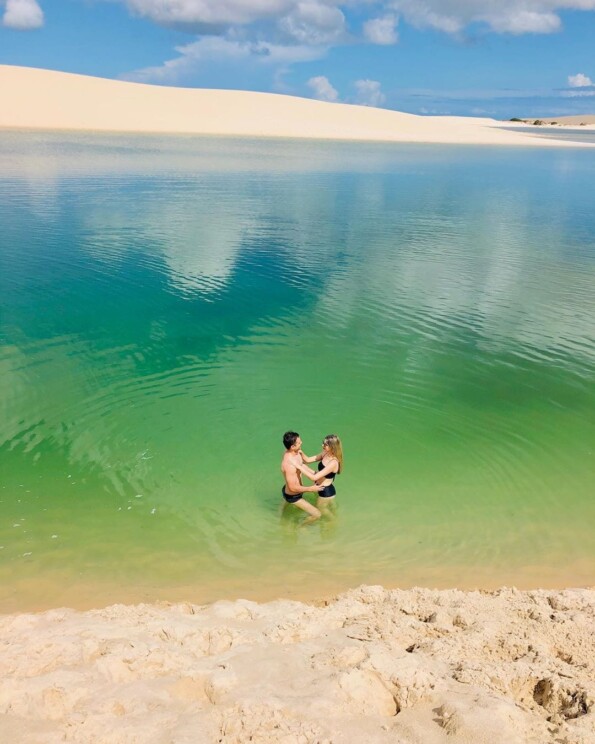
(1, 585, 594, 743)
(0, 65, 590, 147)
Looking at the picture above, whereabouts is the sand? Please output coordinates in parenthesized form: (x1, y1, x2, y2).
(1, 65, 593, 148)
(1, 585, 594, 743)
(515, 115, 595, 126)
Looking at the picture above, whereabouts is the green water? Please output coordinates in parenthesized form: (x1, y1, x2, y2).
(1, 133, 594, 611)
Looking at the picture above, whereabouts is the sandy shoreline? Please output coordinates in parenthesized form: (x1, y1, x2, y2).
(1, 584, 593, 743)
(1, 65, 594, 148)
(3, 553, 595, 616)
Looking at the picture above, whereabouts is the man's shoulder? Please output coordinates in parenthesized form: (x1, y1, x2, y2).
(282, 452, 298, 468)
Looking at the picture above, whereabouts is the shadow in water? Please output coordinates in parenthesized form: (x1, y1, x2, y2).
(279, 497, 339, 542)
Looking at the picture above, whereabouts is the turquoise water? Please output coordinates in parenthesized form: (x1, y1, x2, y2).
(1, 133, 594, 611)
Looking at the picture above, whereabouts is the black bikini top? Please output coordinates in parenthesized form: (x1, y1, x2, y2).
(318, 459, 338, 480)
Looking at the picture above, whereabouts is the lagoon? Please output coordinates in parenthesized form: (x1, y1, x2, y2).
(0, 133, 594, 611)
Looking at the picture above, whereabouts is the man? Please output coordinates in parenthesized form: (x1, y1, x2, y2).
(281, 431, 322, 522)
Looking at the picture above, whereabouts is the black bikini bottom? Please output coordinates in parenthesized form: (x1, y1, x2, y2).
(319, 484, 336, 498)
(282, 488, 302, 504)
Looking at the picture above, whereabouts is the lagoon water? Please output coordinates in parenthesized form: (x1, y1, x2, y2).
(1, 133, 594, 611)
(505, 126, 595, 145)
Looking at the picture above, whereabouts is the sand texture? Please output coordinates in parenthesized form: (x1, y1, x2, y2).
(1, 585, 594, 743)
(0, 65, 591, 148)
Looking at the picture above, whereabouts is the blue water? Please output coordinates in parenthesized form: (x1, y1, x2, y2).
(505, 126, 595, 144)
(0, 132, 594, 612)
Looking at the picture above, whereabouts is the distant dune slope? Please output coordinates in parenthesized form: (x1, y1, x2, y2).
(519, 115, 595, 125)
(0, 65, 589, 147)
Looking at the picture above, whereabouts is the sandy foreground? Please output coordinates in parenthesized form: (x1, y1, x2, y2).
(1, 585, 594, 743)
(0, 65, 593, 148)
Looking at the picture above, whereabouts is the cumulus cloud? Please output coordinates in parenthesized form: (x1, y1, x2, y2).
(123, 0, 347, 40)
(389, 1, 595, 36)
(307, 75, 339, 101)
(354, 79, 386, 107)
(125, 35, 324, 84)
(363, 14, 398, 44)
(121, 1, 347, 47)
(115, 0, 595, 40)
(568, 72, 593, 87)
(2, 0, 43, 29)
(123, 0, 296, 27)
(485, 10, 560, 33)
(279, 2, 345, 44)
(113, 0, 595, 82)
(113, 2, 595, 93)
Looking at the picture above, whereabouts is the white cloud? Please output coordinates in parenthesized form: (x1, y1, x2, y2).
(112, 0, 595, 42)
(568, 72, 593, 87)
(123, 0, 348, 38)
(389, 1, 595, 36)
(123, 1, 345, 45)
(484, 10, 560, 34)
(354, 79, 386, 107)
(363, 14, 398, 44)
(125, 35, 324, 84)
(279, 3, 345, 45)
(124, 0, 296, 27)
(115, 2, 595, 92)
(2, 0, 43, 29)
(307, 75, 339, 101)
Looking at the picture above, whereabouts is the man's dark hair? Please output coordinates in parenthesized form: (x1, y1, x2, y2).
(283, 431, 299, 450)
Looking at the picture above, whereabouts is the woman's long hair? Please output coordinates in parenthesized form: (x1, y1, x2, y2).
(323, 434, 343, 473)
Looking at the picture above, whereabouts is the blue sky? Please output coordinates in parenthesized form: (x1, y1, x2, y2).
(1, 0, 594, 118)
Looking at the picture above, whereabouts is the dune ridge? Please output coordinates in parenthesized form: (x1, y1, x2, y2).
(0, 65, 591, 147)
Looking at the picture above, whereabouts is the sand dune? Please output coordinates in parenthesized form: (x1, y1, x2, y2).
(1, 585, 593, 743)
(517, 115, 595, 126)
(0, 65, 590, 147)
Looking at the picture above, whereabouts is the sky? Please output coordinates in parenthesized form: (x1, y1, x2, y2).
(1, 0, 594, 118)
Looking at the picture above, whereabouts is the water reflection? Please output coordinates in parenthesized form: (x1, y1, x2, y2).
(0, 133, 594, 608)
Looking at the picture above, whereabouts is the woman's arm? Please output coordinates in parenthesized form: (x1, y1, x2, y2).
(295, 459, 337, 482)
(285, 468, 323, 493)
(299, 449, 323, 464)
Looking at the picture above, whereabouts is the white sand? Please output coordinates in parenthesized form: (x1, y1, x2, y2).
(0, 65, 592, 148)
(1, 585, 593, 743)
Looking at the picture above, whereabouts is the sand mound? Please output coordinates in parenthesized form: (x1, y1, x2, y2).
(1, 585, 594, 743)
(0, 65, 591, 147)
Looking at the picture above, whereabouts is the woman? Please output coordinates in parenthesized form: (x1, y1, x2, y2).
(297, 434, 343, 505)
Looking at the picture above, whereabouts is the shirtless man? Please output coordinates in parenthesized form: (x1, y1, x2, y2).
(281, 431, 323, 522)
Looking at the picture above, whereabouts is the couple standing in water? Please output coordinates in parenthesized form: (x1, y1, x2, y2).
(281, 431, 343, 523)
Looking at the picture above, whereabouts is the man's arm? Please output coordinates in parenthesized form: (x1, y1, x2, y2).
(283, 462, 322, 493)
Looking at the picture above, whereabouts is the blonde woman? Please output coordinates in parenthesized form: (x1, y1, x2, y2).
(297, 434, 343, 504)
